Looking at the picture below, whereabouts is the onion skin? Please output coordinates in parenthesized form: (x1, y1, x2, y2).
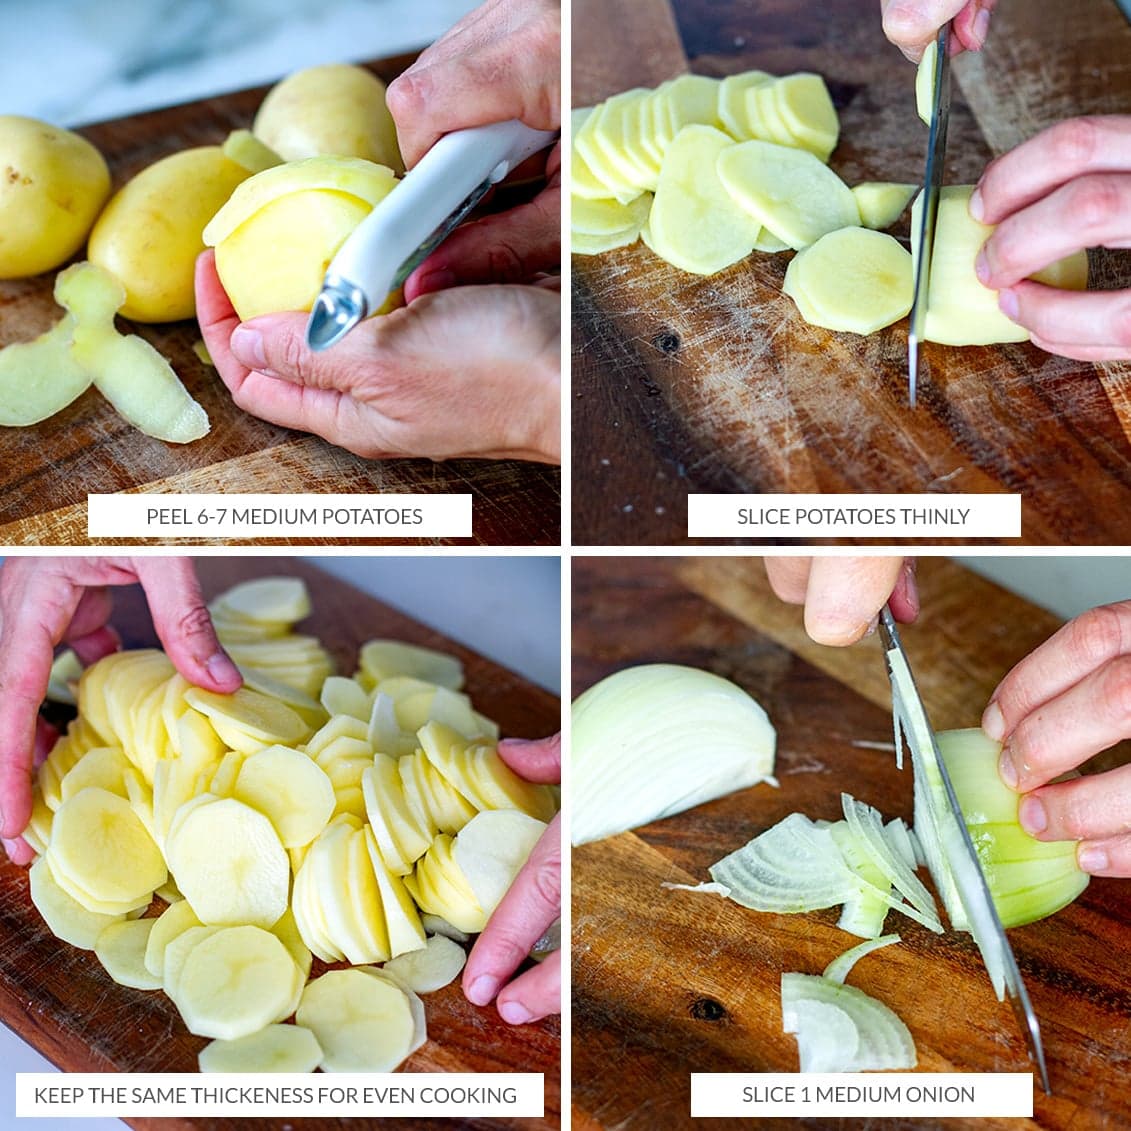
(937, 728, 1089, 929)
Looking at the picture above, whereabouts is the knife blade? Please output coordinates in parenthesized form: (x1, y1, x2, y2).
(306, 119, 558, 352)
(907, 24, 952, 407)
(878, 607, 1051, 1094)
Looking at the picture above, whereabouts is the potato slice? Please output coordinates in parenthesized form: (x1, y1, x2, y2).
(571, 193, 651, 238)
(718, 70, 774, 139)
(44, 851, 150, 916)
(233, 745, 334, 848)
(183, 686, 310, 747)
(144, 898, 202, 978)
(54, 262, 209, 444)
(292, 843, 343, 963)
(216, 577, 312, 624)
(356, 967, 428, 1058)
(237, 668, 327, 727)
(408, 835, 486, 933)
(24, 789, 53, 855)
(746, 82, 798, 149)
(852, 182, 917, 230)
(363, 827, 427, 958)
(199, 1023, 323, 1073)
(59, 745, 130, 803)
(319, 676, 371, 720)
(660, 74, 723, 139)
(911, 185, 1088, 345)
(783, 226, 913, 334)
(421, 913, 471, 944)
(163, 924, 223, 1000)
(454, 810, 548, 919)
(916, 40, 937, 124)
(314, 818, 389, 964)
(208, 750, 246, 798)
(648, 125, 763, 275)
(28, 856, 126, 950)
(717, 139, 860, 250)
(401, 750, 477, 836)
(358, 639, 464, 691)
(588, 88, 657, 196)
(381, 933, 467, 994)
(49, 787, 166, 907)
(166, 797, 289, 928)
(0, 313, 91, 425)
(94, 918, 162, 990)
(270, 905, 313, 980)
(419, 722, 558, 822)
(363, 753, 433, 875)
(175, 925, 299, 1040)
(296, 968, 419, 1072)
(772, 73, 839, 161)
(573, 92, 645, 203)
(570, 107, 613, 200)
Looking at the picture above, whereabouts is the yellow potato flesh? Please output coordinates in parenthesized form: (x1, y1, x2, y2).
(183, 685, 310, 746)
(199, 1023, 323, 1073)
(574, 90, 650, 203)
(716, 139, 860, 250)
(570, 107, 612, 200)
(911, 185, 1088, 345)
(772, 73, 839, 161)
(221, 130, 283, 175)
(94, 918, 162, 991)
(648, 125, 763, 275)
(916, 41, 937, 124)
(87, 147, 250, 322)
(718, 71, 774, 139)
(852, 182, 917, 230)
(0, 115, 110, 278)
(783, 226, 913, 334)
(253, 64, 403, 175)
(0, 313, 91, 426)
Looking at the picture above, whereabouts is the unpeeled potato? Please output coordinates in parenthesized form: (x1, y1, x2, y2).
(253, 64, 403, 175)
(87, 146, 250, 322)
(0, 115, 110, 279)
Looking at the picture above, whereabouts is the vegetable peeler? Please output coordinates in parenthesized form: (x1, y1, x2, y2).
(907, 23, 952, 407)
(879, 607, 1051, 1094)
(305, 119, 558, 352)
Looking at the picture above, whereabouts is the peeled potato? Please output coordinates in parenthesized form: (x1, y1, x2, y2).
(453, 809, 547, 919)
(852, 182, 917, 230)
(0, 115, 110, 278)
(648, 125, 763, 275)
(911, 185, 1088, 345)
(183, 686, 310, 747)
(363, 826, 427, 958)
(772, 73, 839, 161)
(363, 753, 433, 875)
(94, 919, 162, 991)
(233, 745, 335, 848)
(144, 899, 203, 978)
(718, 71, 774, 139)
(28, 856, 126, 950)
(381, 932, 467, 994)
(783, 226, 913, 334)
(916, 40, 937, 124)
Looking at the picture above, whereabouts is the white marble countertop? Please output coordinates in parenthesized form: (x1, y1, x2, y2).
(0, 551, 559, 1127)
(0, 0, 479, 127)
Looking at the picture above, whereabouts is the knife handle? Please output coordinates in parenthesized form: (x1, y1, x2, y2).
(326, 119, 558, 303)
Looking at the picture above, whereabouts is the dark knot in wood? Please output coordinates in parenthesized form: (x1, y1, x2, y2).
(652, 329, 681, 355)
(689, 997, 728, 1022)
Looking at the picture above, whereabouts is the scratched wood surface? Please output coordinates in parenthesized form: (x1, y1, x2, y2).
(0, 57, 560, 548)
(0, 559, 561, 1131)
(571, 556, 1131, 1129)
(571, 0, 1131, 546)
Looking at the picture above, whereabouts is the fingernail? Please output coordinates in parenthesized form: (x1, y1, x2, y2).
(206, 651, 240, 686)
(498, 1000, 533, 1025)
(1077, 844, 1109, 873)
(997, 746, 1018, 789)
(998, 288, 1020, 321)
(1018, 795, 1047, 835)
(230, 325, 266, 369)
(863, 615, 879, 638)
(902, 560, 920, 617)
(413, 268, 457, 296)
(972, 7, 991, 47)
(975, 249, 991, 285)
(982, 700, 1005, 741)
(0, 801, 6, 838)
(467, 975, 497, 1006)
(968, 186, 985, 222)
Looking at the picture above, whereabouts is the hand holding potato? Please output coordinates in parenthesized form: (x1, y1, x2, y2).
(386, 0, 561, 298)
(880, 0, 995, 62)
(983, 601, 1131, 877)
(0, 558, 241, 865)
(462, 733, 561, 1024)
(970, 116, 1131, 361)
(195, 251, 561, 463)
(764, 557, 919, 645)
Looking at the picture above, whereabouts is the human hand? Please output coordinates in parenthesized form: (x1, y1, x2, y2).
(970, 115, 1131, 362)
(983, 602, 1131, 877)
(462, 733, 560, 1024)
(196, 252, 561, 463)
(0, 557, 241, 865)
(881, 0, 994, 62)
(764, 557, 919, 646)
(386, 0, 561, 298)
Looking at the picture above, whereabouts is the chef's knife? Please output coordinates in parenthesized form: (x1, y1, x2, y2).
(907, 24, 952, 407)
(878, 607, 1051, 1094)
(306, 119, 558, 352)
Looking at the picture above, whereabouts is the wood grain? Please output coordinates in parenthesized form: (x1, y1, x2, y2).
(571, 556, 1131, 1130)
(570, 0, 1131, 546)
(0, 58, 560, 547)
(0, 559, 561, 1130)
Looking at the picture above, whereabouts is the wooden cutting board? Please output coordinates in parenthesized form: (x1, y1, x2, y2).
(0, 559, 561, 1131)
(571, 0, 1131, 547)
(0, 57, 560, 547)
(571, 557, 1131, 1130)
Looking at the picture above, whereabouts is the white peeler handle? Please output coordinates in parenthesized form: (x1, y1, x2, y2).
(327, 119, 558, 303)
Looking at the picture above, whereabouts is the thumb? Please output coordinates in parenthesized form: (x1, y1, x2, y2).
(497, 733, 561, 783)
